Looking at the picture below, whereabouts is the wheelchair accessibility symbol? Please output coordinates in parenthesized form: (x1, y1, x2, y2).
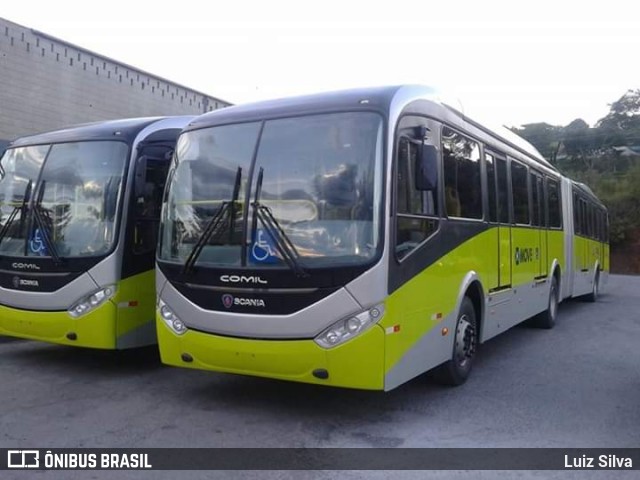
(29, 228, 47, 255)
(250, 229, 278, 263)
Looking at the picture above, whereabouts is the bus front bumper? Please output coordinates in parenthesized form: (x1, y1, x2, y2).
(0, 302, 117, 349)
(157, 315, 385, 390)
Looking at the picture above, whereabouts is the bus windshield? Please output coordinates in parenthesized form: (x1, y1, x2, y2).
(0, 141, 128, 258)
(160, 112, 384, 269)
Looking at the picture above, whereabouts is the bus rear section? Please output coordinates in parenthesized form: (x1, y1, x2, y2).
(0, 116, 193, 349)
(566, 181, 609, 301)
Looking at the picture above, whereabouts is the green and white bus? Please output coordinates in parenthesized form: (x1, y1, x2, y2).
(0, 116, 193, 349)
(156, 86, 608, 390)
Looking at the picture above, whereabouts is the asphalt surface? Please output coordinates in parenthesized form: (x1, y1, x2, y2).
(1, 274, 639, 479)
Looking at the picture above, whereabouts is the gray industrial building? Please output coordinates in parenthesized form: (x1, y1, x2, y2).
(0, 17, 231, 151)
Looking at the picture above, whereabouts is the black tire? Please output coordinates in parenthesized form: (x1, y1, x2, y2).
(530, 275, 559, 329)
(435, 297, 477, 386)
(585, 271, 600, 303)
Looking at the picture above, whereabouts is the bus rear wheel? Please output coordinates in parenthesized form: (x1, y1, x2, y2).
(530, 275, 558, 329)
(435, 297, 477, 386)
(585, 271, 600, 302)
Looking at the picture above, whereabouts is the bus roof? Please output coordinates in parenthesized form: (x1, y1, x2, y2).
(185, 85, 402, 130)
(572, 180, 606, 209)
(8, 116, 193, 147)
(184, 85, 552, 171)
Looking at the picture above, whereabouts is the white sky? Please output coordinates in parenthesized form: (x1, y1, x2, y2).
(3, 0, 639, 128)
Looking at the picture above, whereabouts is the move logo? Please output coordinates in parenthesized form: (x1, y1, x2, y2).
(221, 294, 266, 308)
(514, 247, 539, 266)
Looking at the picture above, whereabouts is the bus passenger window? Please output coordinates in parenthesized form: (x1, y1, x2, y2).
(531, 173, 539, 226)
(530, 172, 543, 227)
(485, 153, 498, 222)
(547, 178, 562, 228)
(573, 192, 581, 234)
(511, 161, 530, 224)
(442, 127, 481, 219)
(496, 157, 509, 223)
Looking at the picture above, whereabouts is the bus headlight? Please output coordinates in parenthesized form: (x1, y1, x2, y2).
(314, 303, 385, 349)
(68, 285, 116, 318)
(158, 299, 187, 335)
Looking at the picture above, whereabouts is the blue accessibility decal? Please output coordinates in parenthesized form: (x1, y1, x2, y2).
(250, 229, 278, 264)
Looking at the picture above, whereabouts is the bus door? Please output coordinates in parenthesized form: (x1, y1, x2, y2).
(531, 171, 547, 277)
(495, 155, 511, 288)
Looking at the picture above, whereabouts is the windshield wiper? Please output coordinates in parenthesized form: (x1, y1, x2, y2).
(182, 167, 242, 274)
(250, 167, 308, 278)
(0, 180, 32, 247)
(31, 180, 63, 264)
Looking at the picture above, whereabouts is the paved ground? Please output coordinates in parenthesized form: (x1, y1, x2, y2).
(1, 274, 639, 479)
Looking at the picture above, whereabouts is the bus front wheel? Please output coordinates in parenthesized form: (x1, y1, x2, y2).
(435, 297, 477, 386)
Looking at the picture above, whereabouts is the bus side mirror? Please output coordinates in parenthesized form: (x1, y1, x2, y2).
(415, 144, 438, 191)
(134, 155, 148, 196)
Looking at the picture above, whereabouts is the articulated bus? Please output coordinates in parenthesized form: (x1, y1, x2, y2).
(0, 116, 193, 349)
(155, 86, 608, 390)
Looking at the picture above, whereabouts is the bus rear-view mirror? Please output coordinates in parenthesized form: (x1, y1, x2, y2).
(415, 144, 438, 191)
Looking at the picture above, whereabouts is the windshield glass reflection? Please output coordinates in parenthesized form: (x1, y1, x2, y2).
(160, 112, 383, 269)
(0, 141, 128, 258)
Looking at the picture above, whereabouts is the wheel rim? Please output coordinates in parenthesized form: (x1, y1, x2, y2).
(549, 281, 558, 320)
(593, 275, 599, 298)
(454, 314, 476, 368)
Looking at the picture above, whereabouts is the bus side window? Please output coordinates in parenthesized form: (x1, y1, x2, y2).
(485, 152, 498, 222)
(133, 155, 170, 254)
(531, 172, 540, 226)
(573, 192, 580, 234)
(547, 178, 562, 228)
(442, 127, 482, 219)
(496, 157, 510, 223)
(395, 135, 439, 260)
(579, 195, 584, 235)
(511, 160, 530, 225)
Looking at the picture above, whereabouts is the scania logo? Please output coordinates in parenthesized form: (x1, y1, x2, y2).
(12, 276, 39, 288)
(221, 294, 265, 308)
(222, 294, 234, 308)
(220, 275, 267, 285)
(11, 262, 40, 271)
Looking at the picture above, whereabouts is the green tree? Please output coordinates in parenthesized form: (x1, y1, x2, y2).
(513, 89, 640, 251)
(510, 123, 563, 164)
(596, 89, 640, 153)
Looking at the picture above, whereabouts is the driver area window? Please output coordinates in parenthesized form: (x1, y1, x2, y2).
(133, 151, 172, 254)
(395, 119, 440, 261)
